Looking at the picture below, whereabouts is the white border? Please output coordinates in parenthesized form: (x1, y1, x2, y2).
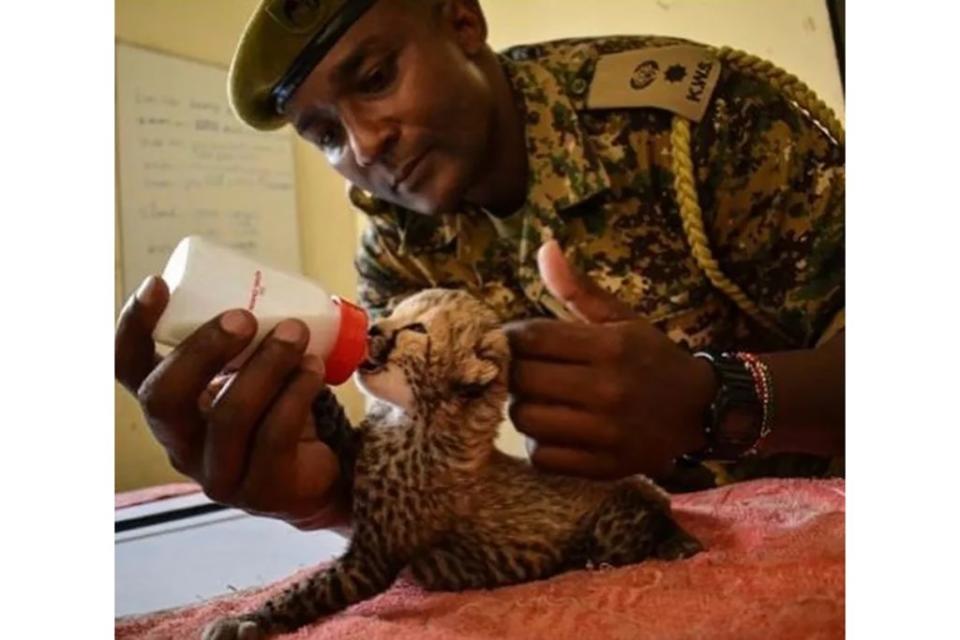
(3, 2, 114, 636)
(847, 1, 959, 637)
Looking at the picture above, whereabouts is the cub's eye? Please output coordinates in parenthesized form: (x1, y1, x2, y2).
(403, 322, 427, 334)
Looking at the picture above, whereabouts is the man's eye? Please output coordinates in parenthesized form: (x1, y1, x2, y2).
(313, 126, 342, 150)
(357, 58, 396, 94)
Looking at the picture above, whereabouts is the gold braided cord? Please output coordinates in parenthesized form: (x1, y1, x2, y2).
(670, 47, 845, 343)
(671, 117, 792, 343)
(714, 46, 845, 146)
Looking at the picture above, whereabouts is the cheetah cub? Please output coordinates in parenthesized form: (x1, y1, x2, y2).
(203, 289, 701, 639)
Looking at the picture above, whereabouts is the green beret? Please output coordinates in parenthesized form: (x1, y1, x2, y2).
(229, 0, 378, 130)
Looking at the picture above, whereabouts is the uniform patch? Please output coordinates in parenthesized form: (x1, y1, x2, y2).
(587, 45, 721, 122)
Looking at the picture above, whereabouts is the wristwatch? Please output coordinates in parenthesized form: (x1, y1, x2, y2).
(686, 350, 765, 462)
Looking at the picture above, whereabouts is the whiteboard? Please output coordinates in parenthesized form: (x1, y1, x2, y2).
(116, 43, 301, 298)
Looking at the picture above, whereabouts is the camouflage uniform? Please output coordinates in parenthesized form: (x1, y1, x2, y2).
(352, 36, 845, 487)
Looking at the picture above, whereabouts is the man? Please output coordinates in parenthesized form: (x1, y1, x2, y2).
(115, 0, 844, 530)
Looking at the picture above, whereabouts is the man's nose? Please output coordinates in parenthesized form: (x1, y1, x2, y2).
(343, 110, 397, 168)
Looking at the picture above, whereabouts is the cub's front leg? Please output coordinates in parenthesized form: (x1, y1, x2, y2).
(201, 526, 403, 639)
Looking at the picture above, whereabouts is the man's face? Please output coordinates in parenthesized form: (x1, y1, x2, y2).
(283, 0, 495, 215)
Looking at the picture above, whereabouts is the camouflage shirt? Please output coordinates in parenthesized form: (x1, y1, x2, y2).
(351, 36, 844, 484)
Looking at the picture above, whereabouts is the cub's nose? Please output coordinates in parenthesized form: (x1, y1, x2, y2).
(362, 324, 392, 370)
(367, 324, 388, 356)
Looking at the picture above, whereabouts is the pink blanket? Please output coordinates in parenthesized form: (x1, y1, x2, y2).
(115, 482, 201, 509)
(116, 478, 844, 639)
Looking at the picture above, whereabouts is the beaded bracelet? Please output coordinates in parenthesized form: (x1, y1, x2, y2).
(733, 351, 775, 455)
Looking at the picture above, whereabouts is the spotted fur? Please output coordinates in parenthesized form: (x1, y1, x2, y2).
(203, 289, 701, 640)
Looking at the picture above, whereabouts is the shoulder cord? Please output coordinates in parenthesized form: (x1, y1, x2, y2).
(670, 46, 845, 343)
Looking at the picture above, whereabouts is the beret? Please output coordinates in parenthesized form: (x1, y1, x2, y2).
(228, 0, 378, 130)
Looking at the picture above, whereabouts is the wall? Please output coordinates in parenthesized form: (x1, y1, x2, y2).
(115, 0, 365, 491)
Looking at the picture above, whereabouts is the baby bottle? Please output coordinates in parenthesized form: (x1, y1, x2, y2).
(152, 235, 368, 385)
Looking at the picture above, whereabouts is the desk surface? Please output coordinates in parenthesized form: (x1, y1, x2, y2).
(115, 492, 348, 618)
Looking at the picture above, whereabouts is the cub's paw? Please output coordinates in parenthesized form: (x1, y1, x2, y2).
(655, 527, 704, 560)
(201, 616, 263, 640)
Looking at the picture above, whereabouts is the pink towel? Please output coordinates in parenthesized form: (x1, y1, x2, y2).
(115, 483, 202, 509)
(116, 478, 844, 639)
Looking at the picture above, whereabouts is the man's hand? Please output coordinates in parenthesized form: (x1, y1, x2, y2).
(115, 276, 347, 530)
(504, 241, 713, 480)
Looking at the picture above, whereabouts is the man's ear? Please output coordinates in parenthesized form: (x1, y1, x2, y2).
(442, 0, 488, 56)
(454, 329, 507, 397)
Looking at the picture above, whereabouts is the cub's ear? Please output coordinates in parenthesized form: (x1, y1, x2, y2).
(454, 329, 508, 398)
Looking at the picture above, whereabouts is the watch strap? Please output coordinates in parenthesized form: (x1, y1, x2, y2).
(689, 350, 764, 462)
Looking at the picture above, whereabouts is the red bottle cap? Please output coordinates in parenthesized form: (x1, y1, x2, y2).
(324, 297, 369, 385)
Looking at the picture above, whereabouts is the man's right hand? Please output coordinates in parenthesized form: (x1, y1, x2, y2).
(115, 275, 348, 530)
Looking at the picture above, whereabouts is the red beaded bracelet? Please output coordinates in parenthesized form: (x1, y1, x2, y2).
(733, 351, 775, 455)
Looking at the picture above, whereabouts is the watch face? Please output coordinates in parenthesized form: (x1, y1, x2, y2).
(718, 406, 762, 445)
(701, 352, 764, 459)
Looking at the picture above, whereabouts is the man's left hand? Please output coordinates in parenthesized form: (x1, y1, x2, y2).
(504, 241, 713, 479)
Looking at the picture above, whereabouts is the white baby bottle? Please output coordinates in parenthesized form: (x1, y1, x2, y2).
(152, 236, 368, 385)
